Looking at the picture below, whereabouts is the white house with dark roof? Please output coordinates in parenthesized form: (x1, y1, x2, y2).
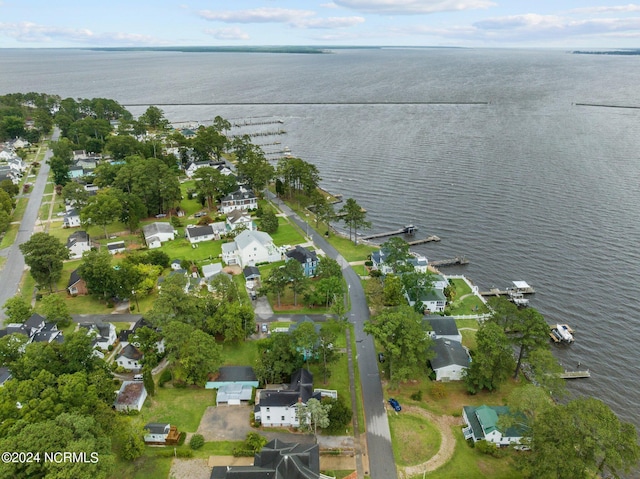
(66, 230, 91, 259)
(142, 222, 176, 249)
(426, 316, 462, 343)
(63, 208, 81, 228)
(220, 187, 257, 214)
(222, 230, 281, 268)
(116, 344, 144, 371)
(79, 322, 117, 350)
(430, 338, 471, 381)
(254, 369, 322, 428)
(144, 423, 180, 445)
(107, 241, 126, 255)
(185, 224, 217, 244)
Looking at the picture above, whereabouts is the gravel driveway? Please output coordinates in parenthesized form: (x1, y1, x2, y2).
(196, 405, 253, 441)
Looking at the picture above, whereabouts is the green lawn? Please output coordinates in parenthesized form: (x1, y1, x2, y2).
(159, 237, 223, 263)
(141, 387, 215, 433)
(111, 450, 172, 479)
(269, 217, 306, 246)
(221, 340, 259, 366)
(12, 197, 29, 222)
(389, 412, 441, 467)
(0, 223, 19, 248)
(418, 428, 522, 479)
(326, 235, 377, 262)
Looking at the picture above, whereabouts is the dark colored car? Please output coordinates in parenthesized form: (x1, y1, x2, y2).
(388, 398, 401, 412)
(378, 352, 385, 363)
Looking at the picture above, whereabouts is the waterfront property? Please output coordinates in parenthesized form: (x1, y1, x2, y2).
(462, 405, 528, 446)
(221, 230, 281, 268)
(430, 338, 471, 381)
(220, 186, 257, 214)
(285, 245, 319, 277)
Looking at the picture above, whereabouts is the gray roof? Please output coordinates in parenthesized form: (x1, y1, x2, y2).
(285, 245, 317, 264)
(217, 366, 258, 382)
(426, 317, 459, 337)
(259, 369, 319, 407)
(145, 423, 170, 435)
(430, 338, 470, 370)
(68, 268, 82, 288)
(235, 230, 273, 250)
(142, 222, 174, 238)
(0, 367, 11, 384)
(119, 344, 143, 361)
(221, 242, 237, 254)
(221, 188, 256, 203)
(66, 230, 89, 248)
(243, 266, 260, 280)
(107, 241, 125, 250)
(25, 313, 45, 330)
(186, 224, 214, 239)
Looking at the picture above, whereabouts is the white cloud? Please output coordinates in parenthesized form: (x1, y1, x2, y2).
(0, 21, 160, 45)
(567, 4, 640, 15)
(197, 7, 364, 30)
(332, 0, 496, 15)
(204, 27, 250, 40)
(320, 2, 340, 8)
(198, 8, 316, 24)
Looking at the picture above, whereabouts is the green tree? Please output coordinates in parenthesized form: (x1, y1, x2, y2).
(78, 249, 120, 301)
(236, 148, 274, 193)
(284, 259, 309, 307)
(364, 305, 432, 386)
(291, 321, 319, 363)
(0, 333, 29, 367)
(117, 416, 147, 461)
(139, 105, 168, 130)
(260, 210, 279, 234)
(209, 302, 255, 343)
(463, 321, 514, 394)
(382, 274, 404, 306)
(39, 293, 72, 328)
(380, 237, 413, 273)
(0, 189, 14, 215)
(254, 333, 303, 385)
(80, 189, 122, 238)
(509, 308, 552, 380)
(297, 397, 331, 436)
(339, 197, 370, 244)
(316, 256, 342, 279)
(318, 323, 338, 384)
(3, 296, 33, 324)
(193, 166, 236, 211)
(326, 396, 353, 433)
(193, 125, 227, 161)
(19, 233, 68, 291)
(260, 266, 288, 308)
(131, 326, 162, 369)
(61, 181, 90, 210)
(179, 329, 221, 386)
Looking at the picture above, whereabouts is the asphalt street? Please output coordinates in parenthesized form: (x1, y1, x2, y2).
(0, 129, 58, 325)
(268, 191, 397, 479)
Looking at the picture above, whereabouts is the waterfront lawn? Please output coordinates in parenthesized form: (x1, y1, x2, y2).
(446, 294, 489, 316)
(389, 412, 441, 467)
(141, 387, 215, 433)
(269, 217, 306, 246)
(417, 428, 522, 479)
(326, 234, 377, 262)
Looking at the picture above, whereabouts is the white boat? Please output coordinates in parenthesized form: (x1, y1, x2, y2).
(551, 324, 574, 343)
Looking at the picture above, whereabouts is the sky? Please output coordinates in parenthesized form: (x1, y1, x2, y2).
(2, 1, 640, 49)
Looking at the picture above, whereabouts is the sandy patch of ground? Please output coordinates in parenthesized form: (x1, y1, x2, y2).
(169, 458, 211, 479)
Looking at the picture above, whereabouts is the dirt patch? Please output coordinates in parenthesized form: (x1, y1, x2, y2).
(197, 405, 253, 441)
(169, 458, 211, 479)
(223, 265, 241, 275)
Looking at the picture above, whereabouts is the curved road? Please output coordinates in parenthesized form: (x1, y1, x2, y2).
(0, 129, 58, 325)
(268, 192, 397, 479)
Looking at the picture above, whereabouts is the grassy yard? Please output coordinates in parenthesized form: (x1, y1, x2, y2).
(221, 340, 259, 366)
(111, 450, 172, 479)
(269, 217, 306, 246)
(326, 234, 377, 262)
(141, 387, 215, 433)
(417, 428, 522, 479)
(158, 237, 223, 264)
(445, 279, 490, 316)
(12, 197, 29, 222)
(0, 223, 19, 249)
(389, 412, 441, 466)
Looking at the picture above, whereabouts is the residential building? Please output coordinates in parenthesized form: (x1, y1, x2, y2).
(222, 230, 281, 268)
(285, 245, 319, 277)
(67, 269, 88, 296)
(371, 247, 428, 275)
(107, 241, 126, 255)
(185, 224, 217, 244)
(63, 208, 81, 228)
(206, 366, 259, 405)
(462, 405, 529, 446)
(79, 322, 117, 350)
(113, 381, 147, 412)
(211, 439, 327, 479)
(142, 222, 176, 249)
(225, 209, 254, 232)
(220, 187, 257, 214)
(143, 423, 180, 445)
(116, 344, 144, 371)
(66, 230, 91, 259)
(426, 316, 462, 343)
(429, 338, 471, 381)
(254, 369, 322, 428)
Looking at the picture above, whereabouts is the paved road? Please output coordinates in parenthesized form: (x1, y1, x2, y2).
(267, 191, 397, 479)
(0, 130, 58, 325)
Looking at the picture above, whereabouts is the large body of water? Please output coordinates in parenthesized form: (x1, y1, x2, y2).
(2, 48, 639, 427)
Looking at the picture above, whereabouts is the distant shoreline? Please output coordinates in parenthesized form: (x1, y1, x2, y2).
(572, 49, 640, 55)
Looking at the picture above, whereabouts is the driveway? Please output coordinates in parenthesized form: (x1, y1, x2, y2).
(197, 405, 253, 441)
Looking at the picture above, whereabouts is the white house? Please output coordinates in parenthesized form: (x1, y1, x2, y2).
(221, 230, 281, 268)
(63, 208, 81, 228)
(142, 222, 176, 249)
(462, 405, 528, 446)
(426, 316, 462, 343)
(116, 344, 143, 371)
(254, 369, 323, 428)
(406, 274, 449, 314)
(66, 230, 91, 259)
(107, 241, 126, 255)
(220, 187, 257, 214)
(143, 423, 180, 445)
(79, 322, 117, 350)
(114, 381, 147, 412)
(226, 209, 254, 232)
(202, 262, 224, 281)
(185, 224, 217, 244)
(430, 338, 470, 381)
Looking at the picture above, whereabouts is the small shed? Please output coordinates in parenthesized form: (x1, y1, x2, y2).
(143, 423, 180, 445)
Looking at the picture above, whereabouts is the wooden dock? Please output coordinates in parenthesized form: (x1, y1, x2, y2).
(558, 370, 590, 379)
(408, 235, 440, 245)
(360, 225, 417, 241)
(430, 256, 469, 267)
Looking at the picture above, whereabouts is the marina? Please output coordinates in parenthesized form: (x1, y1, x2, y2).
(360, 224, 417, 240)
(479, 280, 536, 297)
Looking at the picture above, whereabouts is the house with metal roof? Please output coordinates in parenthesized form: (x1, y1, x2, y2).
(206, 366, 259, 405)
(185, 223, 224, 244)
(107, 241, 126, 255)
(144, 423, 180, 445)
(462, 405, 529, 446)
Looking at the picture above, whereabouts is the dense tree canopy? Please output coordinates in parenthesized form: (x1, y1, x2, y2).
(19, 233, 68, 291)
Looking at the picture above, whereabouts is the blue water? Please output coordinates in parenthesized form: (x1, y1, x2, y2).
(1, 47, 640, 428)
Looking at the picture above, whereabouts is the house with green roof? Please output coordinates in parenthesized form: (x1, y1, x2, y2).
(462, 405, 529, 446)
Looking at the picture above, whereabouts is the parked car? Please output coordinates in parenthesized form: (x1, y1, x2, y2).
(261, 323, 268, 333)
(388, 398, 401, 412)
(194, 211, 207, 218)
(133, 374, 143, 381)
(378, 352, 385, 363)
(513, 445, 531, 451)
